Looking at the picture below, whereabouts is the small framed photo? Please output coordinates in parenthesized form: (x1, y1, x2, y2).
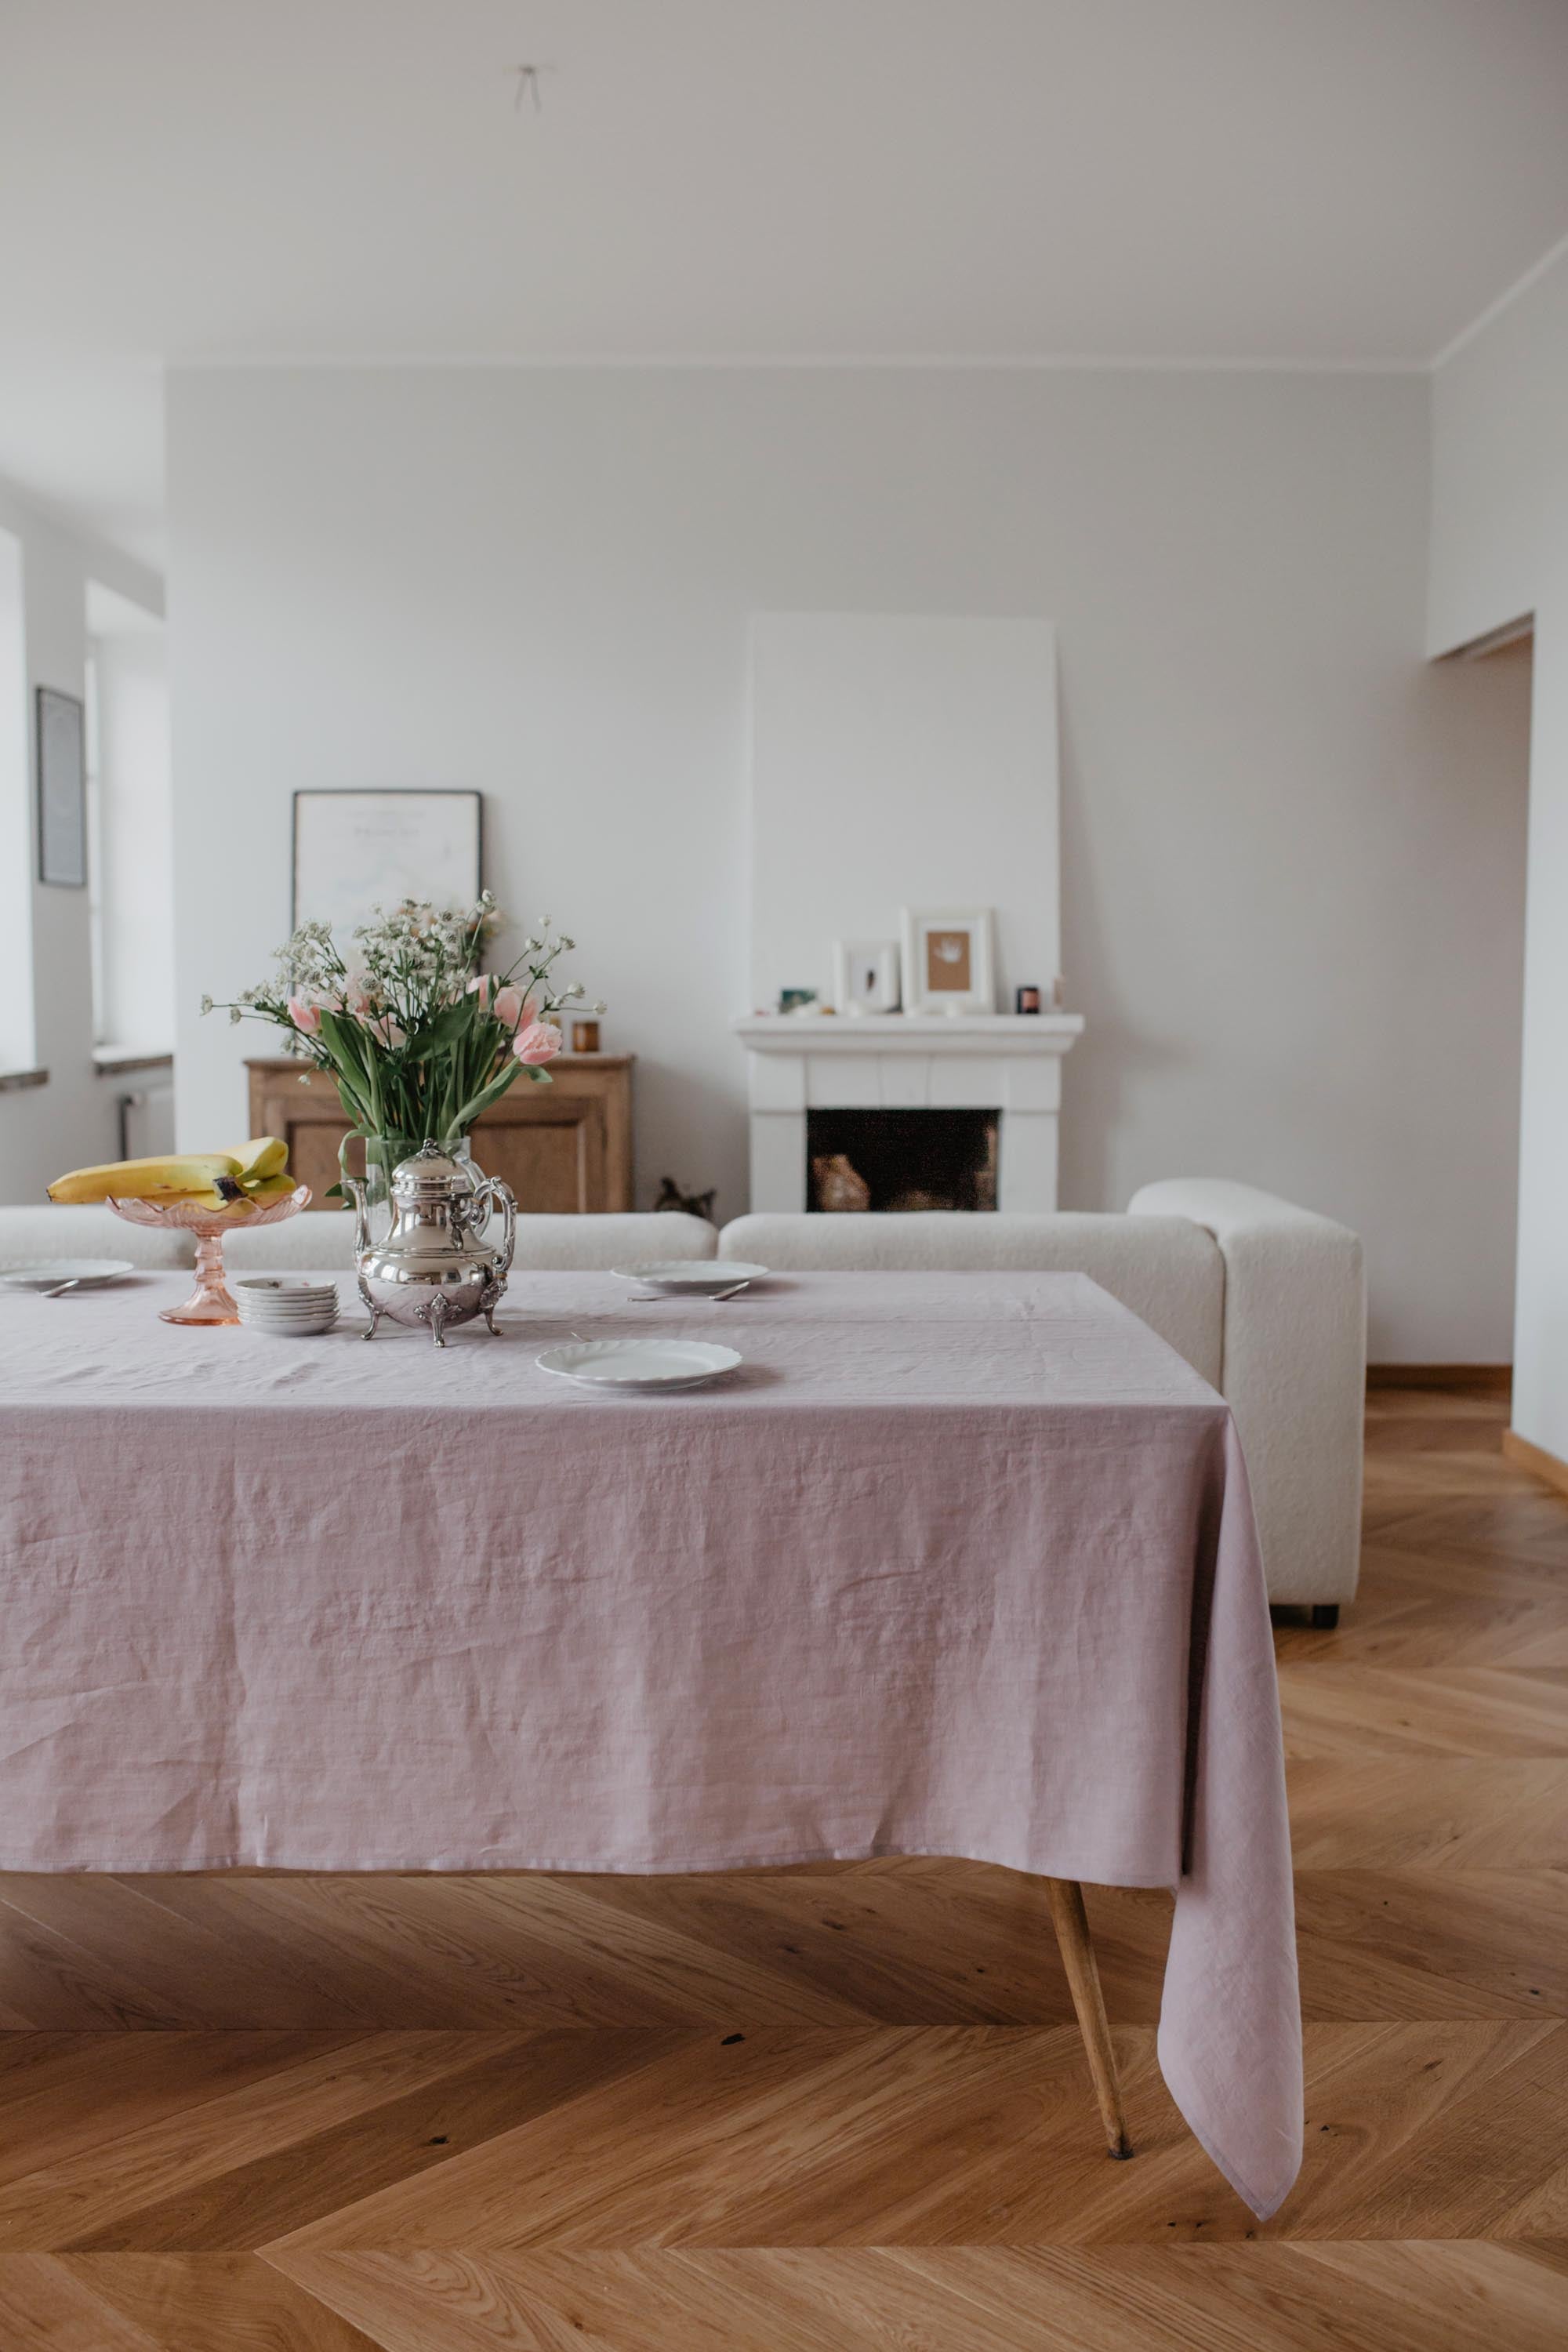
(36, 687, 87, 887)
(292, 789, 483, 935)
(833, 938, 900, 1014)
(1015, 983, 1042, 1015)
(901, 908, 996, 1014)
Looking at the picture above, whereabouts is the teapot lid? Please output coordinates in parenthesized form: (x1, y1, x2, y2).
(392, 1139, 467, 1198)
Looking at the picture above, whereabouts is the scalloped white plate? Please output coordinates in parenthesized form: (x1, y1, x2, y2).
(0, 1258, 136, 1290)
(612, 1260, 768, 1294)
(536, 1338, 742, 1391)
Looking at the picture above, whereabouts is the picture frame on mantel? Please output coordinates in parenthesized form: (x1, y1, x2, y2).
(833, 938, 900, 1014)
(901, 907, 996, 1014)
(36, 686, 87, 887)
(292, 789, 483, 935)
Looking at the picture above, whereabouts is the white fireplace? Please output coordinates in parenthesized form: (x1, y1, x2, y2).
(733, 1013, 1083, 1214)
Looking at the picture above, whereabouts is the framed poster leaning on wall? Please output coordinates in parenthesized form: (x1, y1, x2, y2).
(292, 789, 483, 935)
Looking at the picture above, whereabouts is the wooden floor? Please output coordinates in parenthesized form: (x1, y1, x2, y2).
(2, 1386, 1566, 2348)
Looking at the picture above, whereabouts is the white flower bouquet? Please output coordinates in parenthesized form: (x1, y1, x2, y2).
(206, 895, 604, 1168)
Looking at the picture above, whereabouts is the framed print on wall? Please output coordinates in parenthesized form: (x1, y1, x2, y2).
(292, 789, 483, 936)
(901, 907, 996, 1014)
(36, 687, 87, 887)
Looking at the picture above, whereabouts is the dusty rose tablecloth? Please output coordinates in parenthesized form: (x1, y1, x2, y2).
(0, 1266, 1301, 2215)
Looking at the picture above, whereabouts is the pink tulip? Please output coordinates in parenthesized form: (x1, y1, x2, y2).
(492, 985, 532, 1030)
(466, 973, 494, 1010)
(287, 994, 321, 1035)
(513, 1018, 562, 1066)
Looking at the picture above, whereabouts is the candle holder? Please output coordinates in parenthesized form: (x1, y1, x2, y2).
(109, 1186, 312, 1325)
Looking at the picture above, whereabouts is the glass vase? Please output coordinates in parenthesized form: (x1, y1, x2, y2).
(355, 1135, 481, 1249)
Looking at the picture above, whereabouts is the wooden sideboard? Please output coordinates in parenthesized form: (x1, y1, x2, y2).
(245, 1058, 634, 1214)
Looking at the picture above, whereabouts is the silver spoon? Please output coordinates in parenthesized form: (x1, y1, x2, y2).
(41, 1279, 85, 1298)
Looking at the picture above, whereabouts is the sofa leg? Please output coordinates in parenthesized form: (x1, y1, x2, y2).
(1309, 1604, 1340, 1630)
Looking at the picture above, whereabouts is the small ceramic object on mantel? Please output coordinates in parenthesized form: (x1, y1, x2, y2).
(345, 1141, 517, 1346)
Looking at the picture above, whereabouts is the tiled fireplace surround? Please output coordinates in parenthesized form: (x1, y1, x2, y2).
(732, 1014, 1084, 1214)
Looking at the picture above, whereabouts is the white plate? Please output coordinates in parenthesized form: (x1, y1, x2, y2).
(236, 1308, 340, 1327)
(238, 1311, 339, 1324)
(236, 1279, 338, 1298)
(612, 1261, 769, 1294)
(536, 1338, 742, 1391)
(0, 1258, 136, 1291)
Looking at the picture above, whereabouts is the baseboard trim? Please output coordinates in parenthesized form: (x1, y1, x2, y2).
(1367, 1364, 1512, 1396)
(1502, 1428, 1568, 1497)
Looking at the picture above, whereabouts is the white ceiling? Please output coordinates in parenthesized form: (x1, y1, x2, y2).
(3, 0, 1567, 568)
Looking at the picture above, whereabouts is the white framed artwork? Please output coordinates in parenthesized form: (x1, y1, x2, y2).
(833, 938, 900, 1014)
(292, 789, 482, 936)
(901, 908, 996, 1014)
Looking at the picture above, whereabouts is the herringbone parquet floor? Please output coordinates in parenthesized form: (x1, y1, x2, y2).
(2, 1385, 1565, 2348)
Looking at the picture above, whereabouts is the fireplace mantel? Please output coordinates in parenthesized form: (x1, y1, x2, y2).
(733, 1013, 1083, 1213)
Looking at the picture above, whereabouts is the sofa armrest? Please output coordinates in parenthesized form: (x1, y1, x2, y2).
(1128, 1180, 1366, 1606)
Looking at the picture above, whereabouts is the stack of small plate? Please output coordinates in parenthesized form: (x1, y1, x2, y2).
(234, 1276, 339, 1337)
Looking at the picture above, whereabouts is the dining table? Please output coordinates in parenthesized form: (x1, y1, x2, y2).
(0, 1264, 1302, 2220)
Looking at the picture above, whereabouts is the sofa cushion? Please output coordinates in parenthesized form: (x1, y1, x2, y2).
(0, 1203, 190, 1269)
(0, 1203, 718, 1275)
(225, 1210, 719, 1272)
(718, 1211, 1224, 1386)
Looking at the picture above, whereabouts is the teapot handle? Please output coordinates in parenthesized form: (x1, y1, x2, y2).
(465, 1174, 517, 1278)
(342, 1174, 371, 1258)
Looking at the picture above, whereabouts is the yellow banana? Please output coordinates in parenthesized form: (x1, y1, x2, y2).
(221, 1137, 290, 1183)
(47, 1152, 245, 1205)
(243, 1172, 297, 1200)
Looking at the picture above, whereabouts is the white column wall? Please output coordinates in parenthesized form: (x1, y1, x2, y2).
(1429, 248, 1568, 1459)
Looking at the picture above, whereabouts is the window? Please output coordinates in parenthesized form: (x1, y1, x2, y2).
(85, 583, 172, 1054)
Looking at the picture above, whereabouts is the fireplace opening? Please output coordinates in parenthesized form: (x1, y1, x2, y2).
(808, 1109, 999, 1213)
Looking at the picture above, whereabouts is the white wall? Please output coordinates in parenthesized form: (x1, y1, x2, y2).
(749, 612, 1059, 1011)
(1430, 248, 1568, 1455)
(167, 365, 1531, 1358)
(0, 480, 164, 1201)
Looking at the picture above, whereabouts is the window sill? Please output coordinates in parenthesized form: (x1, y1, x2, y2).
(93, 1047, 174, 1078)
(0, 1067, 49, 1094)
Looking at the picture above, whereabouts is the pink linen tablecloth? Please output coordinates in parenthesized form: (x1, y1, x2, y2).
(0, 1267, 1301, 2216)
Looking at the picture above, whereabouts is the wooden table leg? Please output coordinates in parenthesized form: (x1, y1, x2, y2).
(1044, 1877, 1133, 2159)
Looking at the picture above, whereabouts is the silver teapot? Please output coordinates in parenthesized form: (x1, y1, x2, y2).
(345, 1141, 517, 1345)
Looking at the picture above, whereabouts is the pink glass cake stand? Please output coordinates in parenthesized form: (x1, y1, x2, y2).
(109, 1186, 312, 1325)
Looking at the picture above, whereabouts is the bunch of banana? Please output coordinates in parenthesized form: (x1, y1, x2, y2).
(48, 1138, 294, 1214)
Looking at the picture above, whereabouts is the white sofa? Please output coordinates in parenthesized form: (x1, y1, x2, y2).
(718, 1181, 1365, 1615)
(0, 1205, 719, 1272)
(5, 1182, 1362, 1612)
